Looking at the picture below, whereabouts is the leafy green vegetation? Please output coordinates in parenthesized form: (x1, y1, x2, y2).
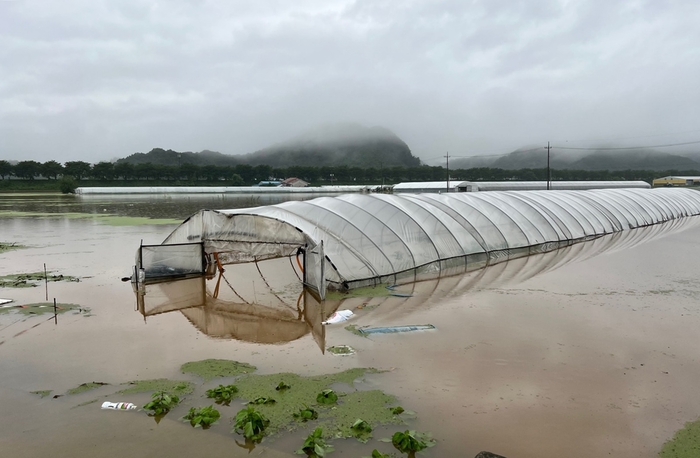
(365, 450, 391, 458)
(181, 359, 256, 381)
(205, 384, 238, 405)
(293, 405, 319, 422)
(233, 368, 400, 438)
(233, 406, 270, 442)
(142, 391, 180, 416)
(350, 419, 373, 442)
(250, 396, 276, 405)
(276, 381, 291, 391)
(182, 405, 221, 428)
(391, 430, 435, 455)
(316, 389, 338, 405)
(390, 406, 405, 415)
(296, 427, 334, 457)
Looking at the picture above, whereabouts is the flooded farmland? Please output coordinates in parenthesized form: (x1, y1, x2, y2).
(1, 192, 699, 457)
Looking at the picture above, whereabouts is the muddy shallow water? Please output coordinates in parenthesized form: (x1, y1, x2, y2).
(1, 193, 700, 457)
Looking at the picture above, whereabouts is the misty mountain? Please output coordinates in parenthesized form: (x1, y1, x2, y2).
(451, 147, 700, 171)
(117, 124, 420, 168)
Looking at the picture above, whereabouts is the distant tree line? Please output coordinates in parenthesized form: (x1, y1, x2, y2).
(0, 159, 692, 185)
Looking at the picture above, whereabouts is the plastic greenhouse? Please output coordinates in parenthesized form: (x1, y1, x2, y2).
(134, 188, 700, 298)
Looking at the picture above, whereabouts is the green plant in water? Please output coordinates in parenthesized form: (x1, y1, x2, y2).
(365, 450, 391, 458)
(390, 406, 405, 415)
(142, 391, 180, 416)
(296, 427, 334, 457)
(391, 430, 435, 455)
(316, 389, 338, 405)
(206, 384, 238, 405)
(250, 396, 276, 405)
(276, 381, 291, 391)
(293, 405, 319, 422)
(351, 418, 373, 443)
(233, 406, 270, 442)
(182, 405, 220, 428)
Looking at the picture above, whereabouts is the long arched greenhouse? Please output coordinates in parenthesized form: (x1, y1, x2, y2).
(135, 188, 700, 299)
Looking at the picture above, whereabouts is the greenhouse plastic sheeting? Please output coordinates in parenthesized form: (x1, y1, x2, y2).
(158, 188, 700, 289)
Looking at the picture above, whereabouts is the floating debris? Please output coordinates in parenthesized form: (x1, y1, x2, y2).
(322, 309, 353, 325)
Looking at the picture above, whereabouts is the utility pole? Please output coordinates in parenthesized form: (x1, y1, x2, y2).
(445, 152, 450, 193)
(544, 142, 551, 190)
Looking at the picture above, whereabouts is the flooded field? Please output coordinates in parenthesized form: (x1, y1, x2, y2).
(1, 192, 699, 457)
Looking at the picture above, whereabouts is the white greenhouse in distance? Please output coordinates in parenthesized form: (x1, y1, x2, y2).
(392, 180, 651, 193)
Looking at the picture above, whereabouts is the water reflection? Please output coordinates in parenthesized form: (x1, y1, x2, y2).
(136, 277, 328, 351)
(133, 218, 699, 349)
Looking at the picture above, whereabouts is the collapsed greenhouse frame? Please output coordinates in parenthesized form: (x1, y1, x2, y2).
(135, 188, 700, 297)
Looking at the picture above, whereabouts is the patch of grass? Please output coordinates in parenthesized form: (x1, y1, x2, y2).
(327, 345, 356, 355)
(181, 359, 256, 381)
(0, 242, 26, 253)
(345, 325, 366, 337)
(67, 382, 109, 395)
(660, 417, 700, 457)
(118, 379, 194, 396)
(31, 390, 52, 398)
(72, 399, 100, 408)
(0, 272, 79, 288)
(326, 284, 392, 300)
(0, 302, 89, 316)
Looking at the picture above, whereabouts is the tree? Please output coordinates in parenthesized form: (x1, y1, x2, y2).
(0, 160, 12, 179)
(114, 162, 135, 180)
(135, 162, 156, 180)
(64, 161, 92, 180)
(91, 162, 115, 181)
(41, 160, 64, 180)
(13, 161, 41, 180)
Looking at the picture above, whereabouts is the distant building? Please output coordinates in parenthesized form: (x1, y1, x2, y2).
(280, 177, 309, 187)
(652, 176, 700, 187)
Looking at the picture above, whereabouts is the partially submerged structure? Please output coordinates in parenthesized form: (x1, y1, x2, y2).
(134, 188, 700, 300)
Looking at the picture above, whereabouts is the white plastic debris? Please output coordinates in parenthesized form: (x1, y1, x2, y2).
(0, 299, 13, 306)
(322, 309, 354, 325)
(101, 401, 137, 410)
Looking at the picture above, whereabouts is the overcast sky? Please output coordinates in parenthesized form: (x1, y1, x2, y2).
(2, 0, 700, 165)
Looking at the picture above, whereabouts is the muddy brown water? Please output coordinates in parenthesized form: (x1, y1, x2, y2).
(1, 193, 699, 457)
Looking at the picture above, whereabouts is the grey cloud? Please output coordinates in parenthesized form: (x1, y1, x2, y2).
(1, 0, 700, 163)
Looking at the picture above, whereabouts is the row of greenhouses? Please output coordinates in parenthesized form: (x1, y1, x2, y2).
(146, 188, 700, 292)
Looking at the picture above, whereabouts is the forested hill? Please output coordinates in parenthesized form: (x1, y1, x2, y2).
(117, 124, 420, 168)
